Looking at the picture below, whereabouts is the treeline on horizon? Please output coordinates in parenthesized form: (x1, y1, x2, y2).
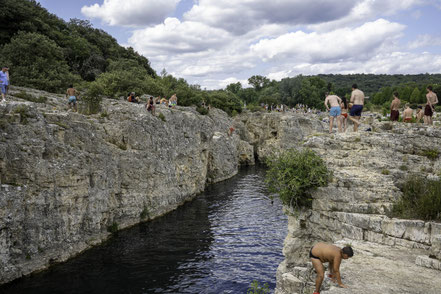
(1, 0, 440, 115)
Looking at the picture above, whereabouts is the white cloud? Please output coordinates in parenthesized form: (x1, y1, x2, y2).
(129, 17, 231, 54)
(408, 34, 441, 49)
(183, 0, 359, 35)
(251, 19, 405, 63)
(115, 0, 440, 89)
(81, 0, 180, 26)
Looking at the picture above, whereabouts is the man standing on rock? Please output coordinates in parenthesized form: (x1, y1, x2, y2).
(390, 92, 401, 122)
(0, 66, 9, 103)
(310, 242, 353, 293)
(424, 85, 438, 125)
(348, 84, 364, 132)
(324, 93, 342, 133)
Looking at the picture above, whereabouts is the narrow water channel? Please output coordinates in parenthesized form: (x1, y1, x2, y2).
(0, 166, 287, 294)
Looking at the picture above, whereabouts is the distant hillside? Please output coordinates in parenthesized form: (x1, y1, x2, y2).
(315, 73, 441, 95)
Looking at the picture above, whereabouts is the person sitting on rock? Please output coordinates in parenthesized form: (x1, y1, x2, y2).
(160, 97, 168, 106)
(127, 92, 139, 104)
(146, 96, 155, 115)
(310, 242, 353, 293)
(169, 93, 178, 108)
(403, 104, 413, 123)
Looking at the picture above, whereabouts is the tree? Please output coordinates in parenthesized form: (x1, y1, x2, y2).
(248, 75, 270, 91)
(0, 31, 78, 92)
(410, 87, 421, 104)
(226, 82, 242, 94)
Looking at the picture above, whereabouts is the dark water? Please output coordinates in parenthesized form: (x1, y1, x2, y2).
(0, 166, 287, 294)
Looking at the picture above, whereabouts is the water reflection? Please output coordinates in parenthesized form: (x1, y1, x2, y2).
(0, 166, 287, 294)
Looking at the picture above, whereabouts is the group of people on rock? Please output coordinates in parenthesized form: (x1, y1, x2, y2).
(144, 94, 178, 115)
(389, 86, 438, 125)
(325, 84, 439, 133)
(324, 84, 365, 133)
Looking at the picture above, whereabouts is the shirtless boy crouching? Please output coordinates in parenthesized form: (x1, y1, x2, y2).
(310, 242, 354, 294)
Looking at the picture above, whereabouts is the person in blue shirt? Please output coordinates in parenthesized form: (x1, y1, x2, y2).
(0, 66, 9, 103)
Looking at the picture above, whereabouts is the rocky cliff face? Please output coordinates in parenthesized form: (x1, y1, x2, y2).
(274, 122, 441, 294)
(0, 87, 257, 284)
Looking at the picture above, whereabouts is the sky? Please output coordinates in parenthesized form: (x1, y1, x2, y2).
(37, 0, 441, 89)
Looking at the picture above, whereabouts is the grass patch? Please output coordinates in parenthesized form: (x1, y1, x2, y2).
(140, 206, 149, 220)
(247, 280, 270, 294)
(266, 149, 332, 209)
(421, 149, 439, 161)
(381, 169, 390, 175)
(14, 91, 47, 103)
(107, 222, 119, 234)
(399, 165, 409, 171)
(158, 112, 166, 122)
(100, 111, 108, 118)
(13, 105, 32, 125)
(391, 175, 441, 221)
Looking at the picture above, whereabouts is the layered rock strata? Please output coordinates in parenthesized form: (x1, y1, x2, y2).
(275, 124, 441, 294)
(0, 88, 326, 285)
(0, 87, 252, 284)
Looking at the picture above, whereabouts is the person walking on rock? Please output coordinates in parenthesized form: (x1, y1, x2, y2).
(66, 85, 78, 112)
(310, 242, 354, 293)
(348, 84, 364, 132)
(0, 66, 9, 103)
(390, 92, 401, 122)
(324, 93, 342, 133)
(424, 85, 438, 125)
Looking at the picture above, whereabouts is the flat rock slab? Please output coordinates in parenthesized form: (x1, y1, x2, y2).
(322, 240, 441, 294)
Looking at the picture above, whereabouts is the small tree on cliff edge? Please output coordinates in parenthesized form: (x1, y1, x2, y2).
(265, 149, 331, 209)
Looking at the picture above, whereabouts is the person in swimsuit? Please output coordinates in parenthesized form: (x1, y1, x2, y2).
(340, 96, 349, 132)
(310, 242, 353, 294)
(66, 85, 78, 112)
(390, 92, 401, 122)
(403, 104, 413, 123)
(348, 84, 365, 132)
(424, 85, 438, 125)
(324, 93, 342, 133)
(146, 96, 155, 115)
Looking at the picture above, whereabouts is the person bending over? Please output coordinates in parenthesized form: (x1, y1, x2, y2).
(310, 242, 354, 294)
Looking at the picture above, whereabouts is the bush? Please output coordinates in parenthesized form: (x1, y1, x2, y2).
(80, 82, 103, 114)
(421, 149, 439, 161)
(381, 169, 390, 175)
(196, 106, 209, 115)
(391, 175, 441, 221)
(107, 222, 119, 233)
(158, 112, 166, 122)
(247, 280, 270, 294)
(265, 149, 331, 209)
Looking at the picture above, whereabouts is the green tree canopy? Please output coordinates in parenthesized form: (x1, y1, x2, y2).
(0, 31, 78, 92)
